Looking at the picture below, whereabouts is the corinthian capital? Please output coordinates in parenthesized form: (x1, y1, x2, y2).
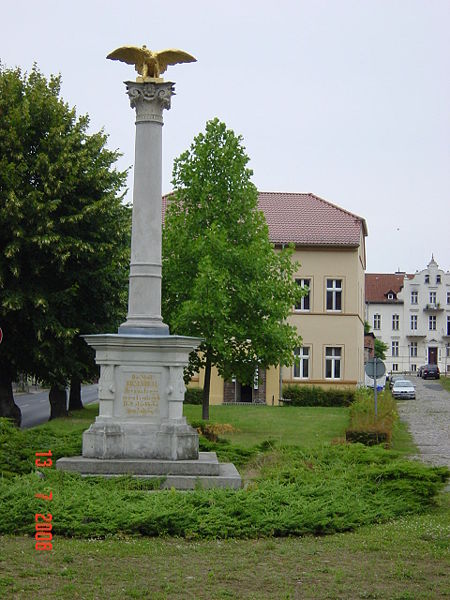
(125, 81, 176, 123)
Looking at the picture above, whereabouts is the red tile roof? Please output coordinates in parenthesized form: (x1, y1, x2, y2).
(365, 273, 414, 303)
(258, 192, 366, 246)
(163, 192, 367, 247)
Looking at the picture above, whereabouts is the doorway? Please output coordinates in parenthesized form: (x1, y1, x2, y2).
(428, 347, 437, 364)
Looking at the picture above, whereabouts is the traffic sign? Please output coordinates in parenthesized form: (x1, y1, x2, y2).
(365, 357, 385, 379)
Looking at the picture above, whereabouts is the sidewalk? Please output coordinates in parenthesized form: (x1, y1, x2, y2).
(396, 376, 450, 469)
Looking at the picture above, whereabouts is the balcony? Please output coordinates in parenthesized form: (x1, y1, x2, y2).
(423, 303, 443, 312)
(406, 330, 426, 338)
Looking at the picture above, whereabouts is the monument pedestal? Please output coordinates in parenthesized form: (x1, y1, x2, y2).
(81, 333, 199, 461)
(55, 333, 242, 489)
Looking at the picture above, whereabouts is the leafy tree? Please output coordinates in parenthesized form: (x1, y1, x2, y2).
(162, 119, 303, 419)
(374, 338, 388, 360)
(0, 64, 130, 423)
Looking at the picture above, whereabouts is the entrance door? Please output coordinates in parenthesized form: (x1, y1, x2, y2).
(428, 347, 438, 364)
(240, 384, 253, 403)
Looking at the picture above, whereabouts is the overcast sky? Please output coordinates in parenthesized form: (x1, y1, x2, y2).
(2, 0, 449, 273)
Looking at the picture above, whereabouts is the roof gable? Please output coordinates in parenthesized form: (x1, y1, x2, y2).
(365, 273, 414, 303)
(163, 191, 367, 248)
(258, 192, 366, 246)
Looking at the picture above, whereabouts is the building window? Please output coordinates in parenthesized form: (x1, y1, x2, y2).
(373, 314, 381, 330)
(410, 315, 417, 330)
(447, 291, 450, 305)
(411, 364, 417, 372)
(293, 346, 309, 379)
(294, 279, 310, 311)
(410, 342, 418, 357)
(429, 315, 436, 330)
(429, 291, 437, 305)
(392, 364, 398, 372)
(447, 316, 450, 336)
(436, 275, 441, 284)
(392, 341, 399, 357)
(392, 314, 399, 330)
(411, 291, 418, 304)
(326, 279, 342, 311)
(425, 274, 429, 284)
(447, 344, 450, 358)
(325, 347, 341, 379)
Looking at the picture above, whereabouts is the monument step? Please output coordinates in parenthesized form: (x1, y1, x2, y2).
(56, 451, 221, 476)
(78, 462, 242, 490)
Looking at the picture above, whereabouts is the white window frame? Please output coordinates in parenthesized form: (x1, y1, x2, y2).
(410, 342, 418, 357)
(325, 347, 342, 379)
(326, 279, 342, 312)
(373, 314, 381, 330)
(293, 346, 310, 379)
(410, 315, 417, 330)
(411, 291, 418, 305)
(392, 314, 399, 331)
(392, 341, 399, 357)
(392, 364, 399, 372)
(429, 291, 437, 305)
(429, 315, 436, 331)
(294, 278, 311, 312)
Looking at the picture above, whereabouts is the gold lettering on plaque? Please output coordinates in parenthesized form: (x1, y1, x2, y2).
(122, 373, 160, 416)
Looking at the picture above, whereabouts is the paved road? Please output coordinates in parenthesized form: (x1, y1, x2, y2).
(396, 376, 450, 469)
(15, 384, 98, 429)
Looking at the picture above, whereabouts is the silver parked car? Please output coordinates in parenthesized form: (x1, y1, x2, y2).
(392, 379, 416, 400)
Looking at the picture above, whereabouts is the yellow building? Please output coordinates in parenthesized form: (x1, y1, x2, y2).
(189, 192, 368, 405)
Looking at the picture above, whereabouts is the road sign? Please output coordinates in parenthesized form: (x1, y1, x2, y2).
(365, 357, 386, 379)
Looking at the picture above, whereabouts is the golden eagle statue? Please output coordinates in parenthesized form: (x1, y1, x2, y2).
(106, 45, 196, 80)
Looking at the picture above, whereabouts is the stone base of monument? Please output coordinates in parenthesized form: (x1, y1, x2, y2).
(56, 452, 242, 490)
(54, 333, 242, 490)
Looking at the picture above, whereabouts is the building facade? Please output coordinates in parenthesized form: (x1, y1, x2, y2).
(192, 192, 368, 404)
(365, 257, 450, 375)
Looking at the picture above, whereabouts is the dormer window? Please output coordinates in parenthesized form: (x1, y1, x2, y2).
(386, 290, 396, 301)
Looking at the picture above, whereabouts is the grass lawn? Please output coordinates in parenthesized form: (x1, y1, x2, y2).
(184, 404, 350, 447)
(439, 376, 450, 394)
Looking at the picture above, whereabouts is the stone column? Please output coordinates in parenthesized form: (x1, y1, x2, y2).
(119, 81, 175, 335)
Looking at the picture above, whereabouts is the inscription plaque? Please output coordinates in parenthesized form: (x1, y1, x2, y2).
(122, 372, 160, 417)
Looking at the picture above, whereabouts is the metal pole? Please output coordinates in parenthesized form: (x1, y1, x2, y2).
(374, 357, 378, 418)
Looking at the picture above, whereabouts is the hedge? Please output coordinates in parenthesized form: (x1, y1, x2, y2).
(282, 385, 355, 407)
(184, 387, 203, 404)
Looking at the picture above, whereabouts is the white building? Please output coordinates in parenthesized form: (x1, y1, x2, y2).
(365, 257, 450, 375)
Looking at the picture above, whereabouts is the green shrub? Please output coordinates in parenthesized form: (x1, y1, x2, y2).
(0, 444, 447, 539)
(0, 417, 83, 478)
(282, 385, 354, 407)
(346, 388, 397, 447)
(345, 430, 389, 446)
(185, 387, 203, 404)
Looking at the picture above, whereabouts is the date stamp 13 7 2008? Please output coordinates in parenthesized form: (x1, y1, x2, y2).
(34, 450, 53, 551)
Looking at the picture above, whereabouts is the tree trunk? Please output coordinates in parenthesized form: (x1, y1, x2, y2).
(202, 352, 212, 421)
(68, 376, 83, 411)
(49, 384, 68, 420)
(0, 370, 21, 426)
